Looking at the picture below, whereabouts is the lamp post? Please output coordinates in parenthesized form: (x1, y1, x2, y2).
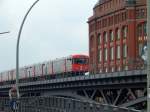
(0, 31, 10, 35)
(147, 0, 150, 111)
(16, 0, 39, 100)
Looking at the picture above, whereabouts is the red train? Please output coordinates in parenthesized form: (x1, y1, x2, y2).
(0, 54, 89, 82)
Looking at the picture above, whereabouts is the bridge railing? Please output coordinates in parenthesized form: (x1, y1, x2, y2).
(0, 96, 142, 112)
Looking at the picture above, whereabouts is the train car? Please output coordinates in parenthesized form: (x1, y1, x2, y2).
(9, 70, 15, 81)
(52, 54, 89, 76)
(46, 61, 53, 75)
(53, 58, 66, 74)
(0, 54, 89, 83)
(71, 54, 89, 73)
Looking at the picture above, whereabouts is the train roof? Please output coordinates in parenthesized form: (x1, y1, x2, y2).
(71, 54, 89, 58)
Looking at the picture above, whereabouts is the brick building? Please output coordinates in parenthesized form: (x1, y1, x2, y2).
(88, 0, 147, 74)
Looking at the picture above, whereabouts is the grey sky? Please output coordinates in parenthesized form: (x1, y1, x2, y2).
(0, 0, 97, 72)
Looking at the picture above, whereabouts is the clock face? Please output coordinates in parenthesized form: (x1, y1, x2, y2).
(141, 42, 147, 62)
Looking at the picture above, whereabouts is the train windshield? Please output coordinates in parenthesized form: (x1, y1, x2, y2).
(73, 58, 88, 64)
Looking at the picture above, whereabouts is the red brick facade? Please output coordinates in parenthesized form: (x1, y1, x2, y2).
(88, 0, 147, 74)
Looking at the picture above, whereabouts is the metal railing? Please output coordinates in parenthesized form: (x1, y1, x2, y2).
(0, 96, 142, 112)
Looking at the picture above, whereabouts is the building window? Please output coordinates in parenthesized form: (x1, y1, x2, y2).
(102, 19, 107, 28)
(99, 69, 102, 73)
(97, 34, 101, 45)
(105, 67, 108, 73)
(140, 9, 145, 18)
(124, 66, 128, 71)
(138, 43, 143, 56)
(90, 36, 94, 48)
(111, 67, 115, 72)
(136, 9, 146, 19)
(104, 48, 108, 61)
(116, 28, 120, 40)
(115, 14, 119, 24)
(117, 46, 121, 59)
(137, 24, 142, 37)
(104, 32, 108, 43)
(143, 22, 147, 36)
(122, 26, 127, 39)
(136, 9, 140, 19)
(90, 53, 93, 64)
(122, 12, 127, 21)
(117, 66, 121, 71)
(108, 17, 111, 26)
(98, 50, 102, 63)
(111, 16, 113, 25)
(123, 44, 127, 58)
(110, 47, 114, 60)
(110, 30, 114, 42)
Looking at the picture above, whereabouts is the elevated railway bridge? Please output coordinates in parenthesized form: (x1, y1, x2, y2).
(0, 69, 147, 111)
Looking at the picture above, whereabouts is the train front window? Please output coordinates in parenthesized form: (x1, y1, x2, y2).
(73, 58, 88, 64)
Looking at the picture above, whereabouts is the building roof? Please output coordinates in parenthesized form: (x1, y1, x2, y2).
(94, 0, 137, 8)
(94, 0, 110, 8)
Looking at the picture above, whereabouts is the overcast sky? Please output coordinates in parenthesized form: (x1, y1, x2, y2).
(0, 0, 97, 72)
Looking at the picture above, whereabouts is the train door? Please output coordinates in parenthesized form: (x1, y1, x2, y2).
(20, 68, 25, 79)
(27, 67, 33, 78)
(7, 71, 10, 81)
(24, 67, 28, 78)
(35, 64, 41, 77)
(53, 58, 66, 75)
(46, 61, 53, 75)
(13, 70, 16, 80)
(0, 73, 2, 82)
(64, 59, 66, 73)
(53, 60, 59, 74)
(3, 72, 7, 82)
(1, 72, 4, 82)
(19, 68, 24, 79)
(32, 66, 36, 77)
(66, 57, 72, 73)
(10, 70, 14, 81)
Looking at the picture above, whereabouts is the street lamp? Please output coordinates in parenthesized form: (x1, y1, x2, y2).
(16, 0, 39, 100)
(0, 31, 10, 35)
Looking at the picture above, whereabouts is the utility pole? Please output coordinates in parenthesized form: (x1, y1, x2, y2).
(147, 0, 150, 111)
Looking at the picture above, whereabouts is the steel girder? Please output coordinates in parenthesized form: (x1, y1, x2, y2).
(0, 69, 147, 110)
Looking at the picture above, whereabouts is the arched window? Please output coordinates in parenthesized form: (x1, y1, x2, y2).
(90, 36, 94, 48)
(143, 22, 147, 36)
(123, 44, 127, 58)
(110, 47, 114, 60)
(137, 24, 142, 38)
(110, 30, 114, 42)
(98, 49, 102, 63)
(104, 32, 108, 43)
(117, 45, 121, 59)
(116, 28, 120, 40)
(104, 48, 108, 61)
(122, 26, 127, 39)
(97, 34, 101, 45)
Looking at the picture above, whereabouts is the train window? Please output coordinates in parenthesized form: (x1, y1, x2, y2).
(67, 58, 72, 61)
(73, 58, 88, 64)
